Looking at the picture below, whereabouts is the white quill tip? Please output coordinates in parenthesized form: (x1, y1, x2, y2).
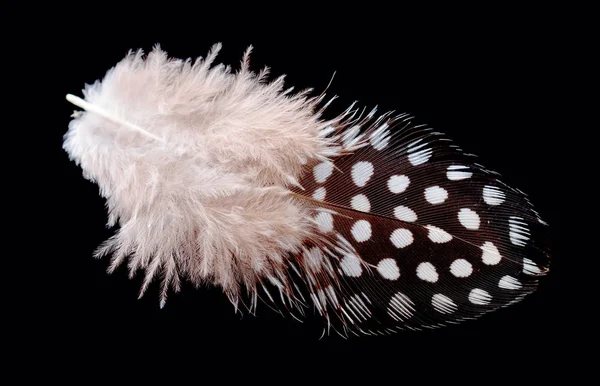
(65, 94, 165, 143)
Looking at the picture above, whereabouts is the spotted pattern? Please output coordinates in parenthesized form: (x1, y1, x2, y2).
(370, 123, 390, 150)
(509, 217, 530, 246)
(313, 161, 333, 183)
(351, 161, 374, 187)
(426, 225, 453, 243)
(469, 289, 492, 305)
(312, 187, 326, 201)
(450, 259, 473, 278)
(499, 275, 522, 290)
(446, 165, 472, 180)
(340, 253, 363, 277)
(523, 258, 541, 275)
(389, 228, 414, 248)
(351, 220, 372, 242)
(483, 186, 505, 205)
(394, 206, 417, 222)
(315, 212, 334, 233)
(481, 242, 501, 265)
(388, 175, 410, 193)
(407, 141, 433, 166)
(458, 208, 480, 230)
(289, 108, 550, 335)
(351, 194, 371, 212)
(416, 262, 438, 283)
(424, 186, 448, 204)
(388, 292, 415, 322)
(432, 294, 457, 314)
(377, 258, 400, 280)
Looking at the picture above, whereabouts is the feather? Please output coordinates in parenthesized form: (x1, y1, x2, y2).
(290, 113, 550, 334)
(63, 44, 550, 336)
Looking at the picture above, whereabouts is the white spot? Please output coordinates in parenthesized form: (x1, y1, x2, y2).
(408, 149, 432, 165)
(482, 186, 505, 205)
(372, 136, 390, 151)
(480, 241, 501, 265)
(350, 194, 371, 212)
(345, 293, 372, 321)
(394, 206, 417, 222)
(499, 275, 522, 290)
(159, 299, 166, 309)
(432, 294, 457, 314)
(469, 288, 492, 305)
(388, 292, 415, 322)
(313, 161, 333, 183)
(416, 262, 438, 283)
(377, 258, 400, 280)
(351, 220, 372, 242)
(450, 259, 473, 277)
(387, 174, 410, 193)
(310, 292, 324, 315)
(369, 123, 390, 150)
(407, 141, 433, 165)
(319, 125, 335, 138)
(390, 228, 414, 248)
(312, 187, 326, 201)
(317, 289, 327, 309)
(340, 253, 363, 277)
(523, 258, 542, 275)
(303, 247, 324, 272)
(351, 161, 374, 187)
(424, 186, 448, 204)
(447, 165, 472, 180)
(458, 208, 480, 230)
(315, 212, 334, 233)
(325, 285, 340, 308)
(426, 225, 453, 243)
(509, 216, 530, 246)
(342, 125, 362, 147)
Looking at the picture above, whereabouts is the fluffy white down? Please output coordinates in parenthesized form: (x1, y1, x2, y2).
(63, 44, 339, 301)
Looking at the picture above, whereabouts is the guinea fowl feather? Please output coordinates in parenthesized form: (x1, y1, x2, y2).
(63, 44, 550, 336)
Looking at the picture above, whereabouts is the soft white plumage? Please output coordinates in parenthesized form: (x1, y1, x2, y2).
(64, 44, 341, 304)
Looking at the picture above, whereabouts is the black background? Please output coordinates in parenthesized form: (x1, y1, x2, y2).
(21, 2, 575, 379)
